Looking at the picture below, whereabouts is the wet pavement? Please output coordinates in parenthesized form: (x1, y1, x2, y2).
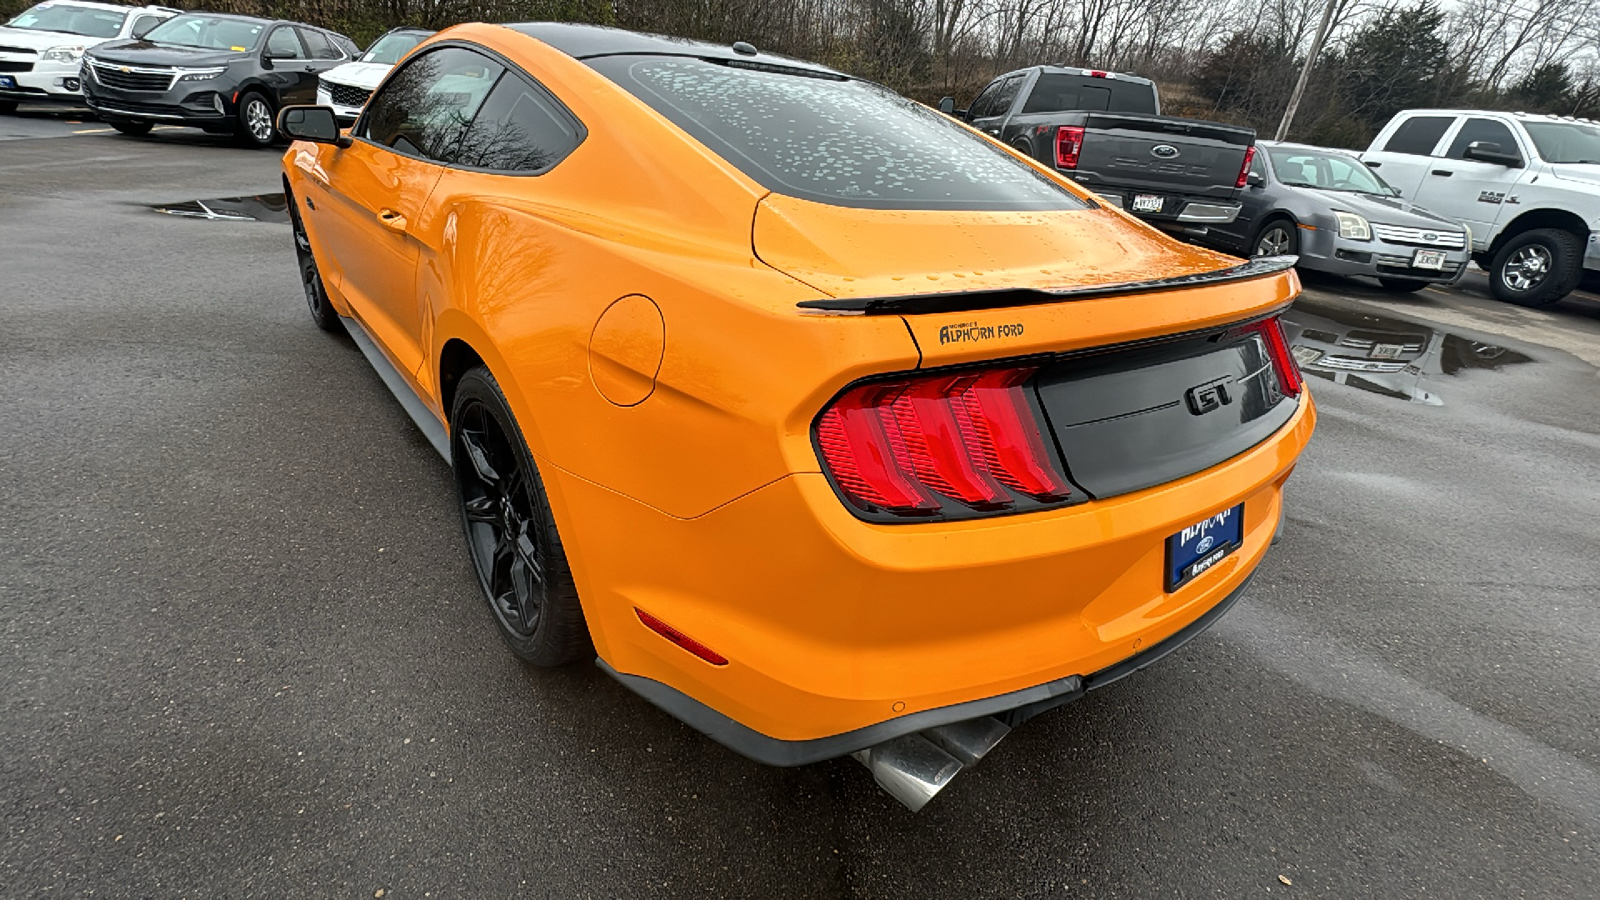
(2, 127, 1598, 898)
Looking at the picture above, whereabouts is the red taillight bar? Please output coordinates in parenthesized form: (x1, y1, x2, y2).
(1236, 145, 1257, 189)
(816, 366, 1072, 518)
(636, 608, 728, 666)
(1055, 125, 1084, 170)
(1228, 316, 1302, 397)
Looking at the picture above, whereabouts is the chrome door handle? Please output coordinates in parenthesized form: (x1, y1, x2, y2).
(377, 208, 407, 232)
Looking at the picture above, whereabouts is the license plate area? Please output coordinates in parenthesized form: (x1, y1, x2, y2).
(1412, 248, 1447, 270)
(1166, 504, 1244, 591)
(1131, 193, 1164, 213)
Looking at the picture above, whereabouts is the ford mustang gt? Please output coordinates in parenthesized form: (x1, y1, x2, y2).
(278, 22, 1316, 810)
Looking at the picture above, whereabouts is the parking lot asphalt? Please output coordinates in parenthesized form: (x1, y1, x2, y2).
(2, 122, 1598, 898)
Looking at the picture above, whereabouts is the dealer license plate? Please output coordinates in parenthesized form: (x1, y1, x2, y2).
(1412, 248, 1447, 270)
(1132, 194, 1164, 213)
(1370, 343, 1406, 359)
(0, 75, 16, 90)
(1166, 505, 1244, 591)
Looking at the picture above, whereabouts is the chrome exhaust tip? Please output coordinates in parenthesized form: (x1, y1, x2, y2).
(852, 715, 1011, 811)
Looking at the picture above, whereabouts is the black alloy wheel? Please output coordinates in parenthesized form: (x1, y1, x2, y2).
(286, 189, 341, 332)
(1489, 228, 1583, 307)
(451, 368, 590, 667)
(1254, 219, 1298, 257)
(236, 91, 277, 148)
(111, 120, 151, 136)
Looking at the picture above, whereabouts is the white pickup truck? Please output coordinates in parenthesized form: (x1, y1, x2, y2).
(1360, 110, 1600, 306)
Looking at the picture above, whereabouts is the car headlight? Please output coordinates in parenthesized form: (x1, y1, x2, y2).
(177, 66, 227, 82)
(43, 45, 85, 63)
(1334, 211, 1371, 241)
(316, 84, 331, 103)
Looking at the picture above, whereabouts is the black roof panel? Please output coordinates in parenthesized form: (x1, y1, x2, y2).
(501, 22, 844, 77)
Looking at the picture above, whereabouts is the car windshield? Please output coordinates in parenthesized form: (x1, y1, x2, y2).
(5, 2, 126, 38)
(586, 55, 1091, 211)
(142, 15, 264, 51)
(1268, 147, 1392, 195)
(1522, 121, 1600, 164)
(360, 30, 428, 65)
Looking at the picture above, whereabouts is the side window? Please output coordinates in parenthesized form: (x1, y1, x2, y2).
(967, 80, 1003, 119)
(299, 29, 344, 60)
(362, 46, 505, 161)
(130, 14, 163, 39)
(1382, 116, 1453, 155)
(264, 26, 305, 60)
(1447, 117, 1520, 161)
(450, 75, 583, 173)
(988, 75, 1024, 118)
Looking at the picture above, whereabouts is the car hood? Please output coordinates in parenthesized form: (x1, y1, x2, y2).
(1286, 185, 1465, 230)
(0, 24, 118, 51)
(751, 193, 1243, 299)
(1546, 164, 1600, 191)
(318, 60, 390, 90)
(87, 39, 244, 67)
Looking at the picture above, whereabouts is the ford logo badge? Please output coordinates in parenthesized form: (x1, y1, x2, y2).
(1422, 232, 1438, 241)
(1151, 144, 1180, 159)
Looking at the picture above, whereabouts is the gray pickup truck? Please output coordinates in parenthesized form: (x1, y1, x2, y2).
(943, 67, 1257, 231)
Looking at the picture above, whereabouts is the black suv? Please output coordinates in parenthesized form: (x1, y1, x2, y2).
(82, 12, 356, 146)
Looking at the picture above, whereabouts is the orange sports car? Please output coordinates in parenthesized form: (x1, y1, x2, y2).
(278, 22, 1315, 810)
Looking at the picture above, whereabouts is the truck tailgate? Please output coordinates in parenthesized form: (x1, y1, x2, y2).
(1075, 113, 1253, 202)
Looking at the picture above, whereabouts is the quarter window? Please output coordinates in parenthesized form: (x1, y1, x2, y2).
(264, 27, 304, 60)
(1446, 117, 1519, 161)
(1382, 116, 1453, 156)
(362, 46, 505, 162)
(450, 75, 582, 173)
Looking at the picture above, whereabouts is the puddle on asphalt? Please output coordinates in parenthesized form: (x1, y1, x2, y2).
(1283, 298, 1530, 405)
(150, 193, 288, 224)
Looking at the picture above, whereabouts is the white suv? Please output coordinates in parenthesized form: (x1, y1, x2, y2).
(1360, 109, 1600, 306)
(0, 1, 177, 111)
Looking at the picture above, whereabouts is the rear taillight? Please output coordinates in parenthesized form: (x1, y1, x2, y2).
(1236, 145, 1257, 189)
(1055, 125, 1084, 170)
(1234, 316, 1302, 397)
(816, 366, 1072, 519)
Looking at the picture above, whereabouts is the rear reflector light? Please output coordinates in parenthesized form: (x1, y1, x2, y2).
(636, 608, 728, 666)
(1236, 145, 1257, 189)
(816, 366, 1071, 518)
(1055, 125, 1084, 169)
(1232, 316, 1302, 397)
(1088, 70, 1109, 78)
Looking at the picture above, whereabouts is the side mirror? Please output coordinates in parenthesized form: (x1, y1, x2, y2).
(937, 96, 955, 115)
(1389, 185, 1403, 197)
(1463, 140, 1521, 167)
(1246, 171, 1264, 187)
(131, 19, 159, 39)
(278, 105, 348, 147)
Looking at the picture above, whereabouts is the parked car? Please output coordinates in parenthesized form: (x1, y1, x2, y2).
(1360, 109, 1600, 306)
(0, 0, 176, 112)
(316, 26, 432, 125)
(81, 12, 356, 146)
(278, 22, 1314, 812)
(941, 66, 1257, 233)
(1199, 140, 1470, 292)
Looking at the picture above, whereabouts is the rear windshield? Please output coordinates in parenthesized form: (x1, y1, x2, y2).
(586, 56, 1091, 211)
(1021, 73, 1157, 115)
(143, 15, 264, 51)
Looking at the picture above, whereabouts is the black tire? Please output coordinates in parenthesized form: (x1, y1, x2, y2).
(235, 91, 277, 148)
(451, 368, 591, 667)
(285, 188, 341, 332)
(1253, 217, 1298, 257)
(1376, 277, 1430, 293)
(1488, 228, 1583, 307)
(110, 120, 151, 136)
(0, 100, 17, 115)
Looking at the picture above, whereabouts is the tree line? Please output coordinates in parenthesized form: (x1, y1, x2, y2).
(9, 0, 1599, 148)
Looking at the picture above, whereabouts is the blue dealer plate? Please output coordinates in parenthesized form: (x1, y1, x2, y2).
(1166, 504, 1243, 591)
(0, 76, 16, 90)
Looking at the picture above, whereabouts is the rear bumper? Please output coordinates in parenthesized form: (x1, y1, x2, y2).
(1096, 191, 1241, 225)
(550, 392, 1316, 748)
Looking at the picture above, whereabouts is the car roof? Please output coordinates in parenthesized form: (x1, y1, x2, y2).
(502, 22, 847, 78)
(1258, 140, 1360, 157)
(1392, 108, 1599, 125)
(991, 65, 1154, 87)
(29, 0, 151, 10)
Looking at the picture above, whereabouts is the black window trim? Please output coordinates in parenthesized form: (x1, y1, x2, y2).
(353, 38, 588, 178)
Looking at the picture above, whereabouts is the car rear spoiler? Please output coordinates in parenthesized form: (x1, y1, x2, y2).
(795, 255, 1297, 316)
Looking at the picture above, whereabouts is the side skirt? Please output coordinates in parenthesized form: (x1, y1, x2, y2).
(340, 315, 451, 463)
